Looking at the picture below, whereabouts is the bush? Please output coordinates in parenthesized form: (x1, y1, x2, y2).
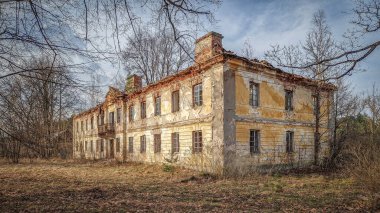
(163, 164, 174, 173)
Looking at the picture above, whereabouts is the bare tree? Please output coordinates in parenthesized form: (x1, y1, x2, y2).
(240, 38, 255, 60)
(122, 23, 192, 84)
(266, 10, 340, 165)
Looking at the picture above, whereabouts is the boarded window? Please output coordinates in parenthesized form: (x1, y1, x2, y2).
(171, 132, 180, 153)
(129, 105, 134, 122)
(250, 130, 260, 154)
(140, 101, 146, 119)
(117, 108, 121, 123)
(140, 135, 146, 153)
(192, 131, 202, 153)
(154, 134, 161, 153)
(193, 83, 203, 106)
(286, 131, 294, 153)
(154, 96, 161, 116)
(172, 90, 180, 112)
(285, 90, 293, 111)
(128, 137, 134, 153)
(116, 138, 120, 153)
(249, 82, 259, 107)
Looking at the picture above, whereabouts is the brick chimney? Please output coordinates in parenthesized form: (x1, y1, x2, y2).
(194, 32, 223, 63)
(125, 74, 142, 94)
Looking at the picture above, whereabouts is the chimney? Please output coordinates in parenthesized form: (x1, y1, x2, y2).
(125, 74, 142, 94)
(194, 32, 223, 63)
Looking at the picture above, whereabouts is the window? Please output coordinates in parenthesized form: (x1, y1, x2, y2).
(75, 141, 79, 151)
(76, 122, 79, 132)
(128, 137, 134, 153)
(192, 131, 202, 153)
(250, 130, 260, 154)
(109, 111, 114, 124)
(91, 116, 94, 129)
(85, 141, 88, 151)
(116, 138, 120, 153)
(96, 140, 101, 152)
(154, 96, 161, 116)
(100, 139, 104, 152)
(250, 82, 259, 107)
(140, 101, 146, 119)
(172, 132, 180, 153)
(193, 83, 203, 106)
(312, 95, 318, 115)
(140, 135, 146, 153)
(86, 119, 88, 131)
(285, 90, 293, 111)
(172, 90, 180, 112)
(99, 113, 105, 125)
(286, 131, 294, 153)
(117, 108, 121, 123)
(90, 140, 93, 152)
(154, 134, 161, 153)
(81, 121, 84, 131)
(129, 105, 134, 122)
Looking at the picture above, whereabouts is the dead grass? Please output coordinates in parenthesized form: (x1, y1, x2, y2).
(0, 159, 372, 212)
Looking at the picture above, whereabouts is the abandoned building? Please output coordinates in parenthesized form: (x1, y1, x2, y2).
(73, 32, 335, 173)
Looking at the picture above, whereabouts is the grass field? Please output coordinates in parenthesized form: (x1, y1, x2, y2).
(0, 160, 371, 212)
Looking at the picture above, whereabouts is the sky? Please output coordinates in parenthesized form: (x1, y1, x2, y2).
(207, 0, 380, 93)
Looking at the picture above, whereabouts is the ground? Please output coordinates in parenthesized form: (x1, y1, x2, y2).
(0, 160, 371, 212)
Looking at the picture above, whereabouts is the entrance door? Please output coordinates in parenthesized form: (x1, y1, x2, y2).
(109, 139, 115, 158)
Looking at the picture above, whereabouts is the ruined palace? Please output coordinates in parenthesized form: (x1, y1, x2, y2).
(73, 32, 335, 173)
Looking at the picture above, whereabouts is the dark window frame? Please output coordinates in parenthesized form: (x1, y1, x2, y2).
(193, 83, 203, 106)
(140, 135, 146, 153)
(286, 131, 294, 153)
(154, 134, 161, 153)
(140, 101, 146, 119)
(116, 138, 120, 153)
(192, 131, 202, 153)
(285, 90, 294, 111)
(154, 96, 161, 116)
(129, 105, 134, 122)
(249, 130, 260, 154)
(249, 82, 260, 107)
(171, 90, 180, 113)
(128, 137, 134, 153)
(171, 132, 180, 153)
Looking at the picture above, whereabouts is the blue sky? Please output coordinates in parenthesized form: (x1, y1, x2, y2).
(208, 0, 380, 93)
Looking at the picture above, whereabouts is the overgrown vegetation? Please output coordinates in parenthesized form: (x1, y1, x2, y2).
(0, 160, 373, 212)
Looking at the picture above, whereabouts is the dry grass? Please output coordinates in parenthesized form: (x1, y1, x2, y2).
(0, 159, 371, 212)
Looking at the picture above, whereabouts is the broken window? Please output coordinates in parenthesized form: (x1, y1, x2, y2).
(193, 83, 203, 106)
(128, 137, 134, 153)
(172, 132, 180, 153)
(154, 96, 161, 116)
(192, 131, 202, 153)
(285, 90, 294, 111)
(129, 105, 134, 122)
(286, 131, 294, 153)
(250, 130, 260, 154)
(140, 101, 146, 119)
(117, 108, 121, 123)
(154, 134, 161, 153)
(140, 135, 146, 153)
(172, 90, 180, 112)
(249, 82, 259, 107)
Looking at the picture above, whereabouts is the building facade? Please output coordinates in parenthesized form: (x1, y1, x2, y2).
(73, 32, 335, 174)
